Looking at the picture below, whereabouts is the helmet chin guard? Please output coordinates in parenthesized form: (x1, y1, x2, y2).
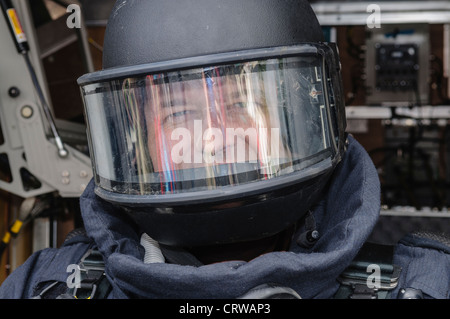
(124, 164, 334, 246)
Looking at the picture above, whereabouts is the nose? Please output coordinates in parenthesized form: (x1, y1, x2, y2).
(202, 117, 227, 164)
(191, 102, 225, 155)
(204, 102, 225, 130)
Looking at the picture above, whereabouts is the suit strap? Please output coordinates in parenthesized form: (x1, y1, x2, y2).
(335, 242, 402, 299)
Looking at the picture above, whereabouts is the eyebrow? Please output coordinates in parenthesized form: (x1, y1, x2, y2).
(164, 89, 188, 108)
(154, 74, 265, 108)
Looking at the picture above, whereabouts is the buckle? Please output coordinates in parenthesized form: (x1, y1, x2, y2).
(72, 249, 106, 299)
(73, 280, 99, 299)
(349, 284, 378, 299)
(337, 263, 402, 299)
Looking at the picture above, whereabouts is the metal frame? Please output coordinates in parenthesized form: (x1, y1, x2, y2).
(381, 207, 450, 217)
(346, 105, 450, 119)
(0, 0, 92, 198)
(311, 1, 450, 26)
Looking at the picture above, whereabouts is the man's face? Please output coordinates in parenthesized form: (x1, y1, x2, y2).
(145, 73, 281, 172)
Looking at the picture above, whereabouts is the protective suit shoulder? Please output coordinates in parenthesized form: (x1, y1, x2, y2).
(0, 228, 93, 299)
(392, 231, 450, 299)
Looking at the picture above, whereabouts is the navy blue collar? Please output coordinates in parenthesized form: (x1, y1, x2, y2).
(80, 135, 381, 298)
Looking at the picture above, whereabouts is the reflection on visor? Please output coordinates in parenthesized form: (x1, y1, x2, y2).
(82, 55, 338, 195)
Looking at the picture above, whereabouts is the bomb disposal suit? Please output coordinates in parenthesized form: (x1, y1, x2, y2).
(1, 0, 449, 299)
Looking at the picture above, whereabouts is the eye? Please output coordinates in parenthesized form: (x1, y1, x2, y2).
(163, 110, 186, 123)
(228, 102, 247, 110)
(172, 110, 190, 118)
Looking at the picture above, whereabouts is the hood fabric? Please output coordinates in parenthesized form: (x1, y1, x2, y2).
(80, 135, 381, 298)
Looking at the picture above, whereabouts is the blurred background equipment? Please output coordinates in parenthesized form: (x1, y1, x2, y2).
(0, 0, 115, 282)
(311, 0, 450, 244)
(365, 24, 430, 106)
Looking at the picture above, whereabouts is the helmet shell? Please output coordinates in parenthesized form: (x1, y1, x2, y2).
(103, 0, 324, 68)
(81, 0, 347, 247)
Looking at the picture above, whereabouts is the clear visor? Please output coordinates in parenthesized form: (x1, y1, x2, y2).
(81, 54, 339, 196)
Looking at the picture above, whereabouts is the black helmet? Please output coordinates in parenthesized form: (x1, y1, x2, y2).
(77, 0, 347, 246)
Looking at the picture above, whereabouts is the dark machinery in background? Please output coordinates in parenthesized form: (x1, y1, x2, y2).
(312, 1, 450, 244)
(365, 24, 430, 106)
(364, 23, 449, 210)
